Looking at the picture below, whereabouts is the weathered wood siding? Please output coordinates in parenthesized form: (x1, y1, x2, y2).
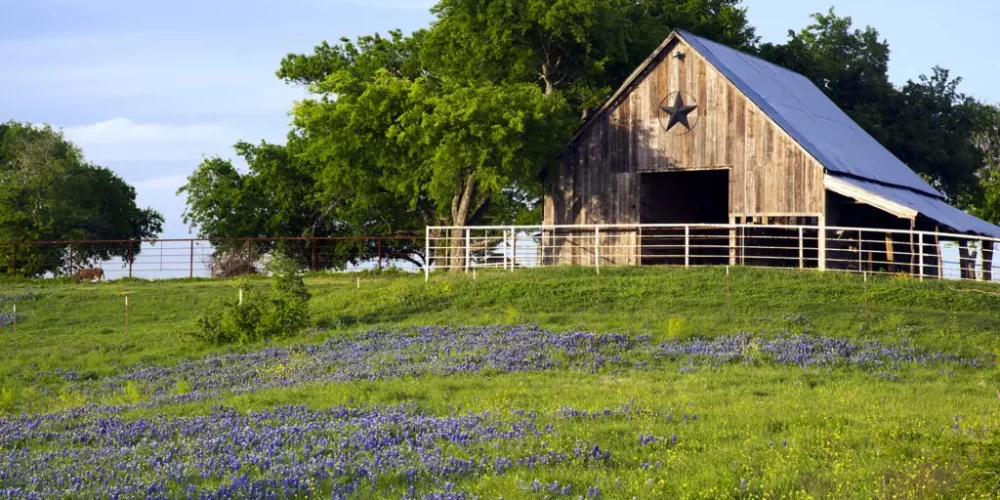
(544, 37, 825, 232)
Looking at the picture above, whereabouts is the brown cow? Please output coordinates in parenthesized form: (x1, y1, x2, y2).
(73, 268, 105, 282)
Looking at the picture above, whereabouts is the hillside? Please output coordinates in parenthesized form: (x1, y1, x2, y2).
(2, 267, 1000, 498)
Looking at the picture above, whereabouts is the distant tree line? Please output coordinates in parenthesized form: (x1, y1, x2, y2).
(0, 122, 163, 277)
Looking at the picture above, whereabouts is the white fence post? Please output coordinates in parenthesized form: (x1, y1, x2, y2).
(465, 228, 471, 273)
(818, 219, 827, 271)
(918, 232, 924, 281)
(510, 226, 516, 271)
(858, 229, 863, 272)
(594, 226, 600, 273)
(502, 229, 508, 270)
(798, 227, 804, 269)
(684, 225, 690, 268)
(424, 226, 430, 282)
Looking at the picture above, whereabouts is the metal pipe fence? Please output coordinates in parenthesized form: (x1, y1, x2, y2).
(425, 223, 1000, 283)
(0, 236, 423, 280)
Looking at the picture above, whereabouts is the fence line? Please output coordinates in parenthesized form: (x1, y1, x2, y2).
(0, 236, 423, 280)
(425, 223, 1000, 283)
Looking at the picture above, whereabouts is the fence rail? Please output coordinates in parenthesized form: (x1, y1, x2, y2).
(4, 224, 999, 283)
(0, 236, 423, 279)
(425, 223, 1000, 283)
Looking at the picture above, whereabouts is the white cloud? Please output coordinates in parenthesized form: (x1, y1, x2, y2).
(64, 118, 232, 145)
(341, 0, 434, 10)
(63, 118, 241, 162)
(133, 175, 189, 192)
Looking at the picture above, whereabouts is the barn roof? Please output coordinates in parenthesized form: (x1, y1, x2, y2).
(676, 30, 1000, 237)
(676, 30, 942, 198)
(568, 30, 1000, 237)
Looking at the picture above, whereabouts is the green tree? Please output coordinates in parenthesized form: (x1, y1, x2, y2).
(758, 9, 986, 204)
(971, 104, 1000, 224)
(291, 63, 572, 267)
(423, 0, 756, 106)
(0, 121, 163, 277)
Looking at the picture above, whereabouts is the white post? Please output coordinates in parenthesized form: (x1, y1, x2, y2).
(798, 227, 804, 269)
(684, 225, 690, 268)
(503, 229, 508, 271)
(424, 226, 430, 282)
(918, 232, 924, 281)
(465, 228, 471, 273)
(594, 226, 600, 273)
(818, 218, 827, 271)
(858, 229, 863, 272)
(977, 241, 984, 281)
(239, 288, 243, 305)
(510, 227, 516, 271)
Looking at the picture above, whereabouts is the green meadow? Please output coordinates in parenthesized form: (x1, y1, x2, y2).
(2, 266, 1000, 498)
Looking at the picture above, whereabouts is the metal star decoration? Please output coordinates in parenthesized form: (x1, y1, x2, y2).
(660, 93, 698, 132)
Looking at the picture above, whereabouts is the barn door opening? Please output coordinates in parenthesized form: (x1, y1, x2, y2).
(639, 169, 729, 265)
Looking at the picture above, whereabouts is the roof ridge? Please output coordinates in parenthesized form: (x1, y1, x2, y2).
(674, 29, 812, 82)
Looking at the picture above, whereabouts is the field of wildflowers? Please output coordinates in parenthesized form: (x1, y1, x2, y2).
(2, 268, 1000, 498)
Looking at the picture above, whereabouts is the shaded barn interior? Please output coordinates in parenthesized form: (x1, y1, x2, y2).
(640, 170, 728, 265)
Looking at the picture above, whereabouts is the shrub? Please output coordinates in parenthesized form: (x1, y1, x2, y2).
(193, 253, 311, 345)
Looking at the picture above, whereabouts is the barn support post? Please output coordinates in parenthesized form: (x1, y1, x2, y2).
(958, 240, 974, 280)
(798, 227, 804, 269)
(684, 225, 690, 268)
(594, 226, 600, 273)
(464, 229, 471, 273)
(984, 240, 995, 282)
(918, 233, 924, 281)
(884, 232, 895, 274)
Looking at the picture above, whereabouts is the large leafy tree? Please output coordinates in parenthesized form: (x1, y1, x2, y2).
(286, 33, 572, 267)
(0, 121, 164, 277)
(970, 104, 1000, 224)
(423, 0, 756, 106)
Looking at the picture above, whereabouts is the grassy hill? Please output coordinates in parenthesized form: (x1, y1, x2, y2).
(2, 267, 1000, 498)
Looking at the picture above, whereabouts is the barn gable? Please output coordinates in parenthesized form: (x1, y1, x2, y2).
(546, 30, 1000, 239)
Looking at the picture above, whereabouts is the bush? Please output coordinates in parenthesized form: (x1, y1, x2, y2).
(193, 253, 311, 345)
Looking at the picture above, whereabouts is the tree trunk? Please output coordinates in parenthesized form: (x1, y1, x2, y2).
(449, 175, 477, 271)
(541, 63, 554, 97)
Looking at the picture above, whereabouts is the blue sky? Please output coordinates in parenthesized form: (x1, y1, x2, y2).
(2, 0, 997, 240)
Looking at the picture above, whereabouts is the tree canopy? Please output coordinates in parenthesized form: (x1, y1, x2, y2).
(0, 121, 164, 277)
(757, 9, 988, 202)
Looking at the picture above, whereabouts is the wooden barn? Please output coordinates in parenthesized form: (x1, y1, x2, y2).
(542, 30, 1000, 276)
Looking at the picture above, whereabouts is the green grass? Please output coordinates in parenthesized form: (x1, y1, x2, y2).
(3, 266, 1000, 498)
(4, 266, 1000, 385)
